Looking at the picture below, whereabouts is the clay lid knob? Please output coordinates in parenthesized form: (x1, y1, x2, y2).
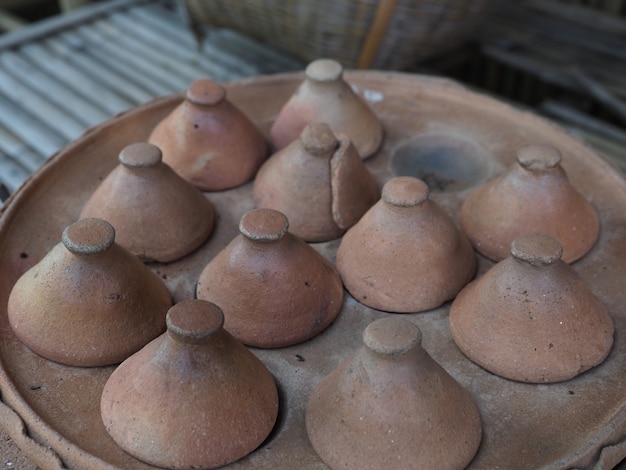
(119, 142, 162, 168)
(62, 218, 115, 255)
(166, 300, 224, 344)
(382, 176, 429, 207)
(517, 144, 561, 171)
(240, 208, 289, 243)
(186, 79, 226, 107)
(363, 317, 422, 357)
(300, 122, 339, 156)
(510, 234, 563, 267)
(305, 58, 343, 83)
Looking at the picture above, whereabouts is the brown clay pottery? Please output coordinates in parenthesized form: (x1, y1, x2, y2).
(148, 78, 268, 190)
(80, 142, 215, 263)
(336, 176, 476, 313)
(449, 234, 614, 383)
(101, 299, 279, 469)
(306, 317, 482, 470)
(270, 58, 384, 159)
(7, 218, 171, 367)
(197, 208, 343, 348)
(460, 144, 599, 263)
(253, 122, 380, 242)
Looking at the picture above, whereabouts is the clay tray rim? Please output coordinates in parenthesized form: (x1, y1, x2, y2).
(0, 70, 625, 469)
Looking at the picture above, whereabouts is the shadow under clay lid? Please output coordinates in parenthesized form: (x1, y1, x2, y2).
(7, 218, 172, 367)
(336, 176, 476, 313)
(306, 317, 482, 470)
(197, 208, 343, 348)
(101, 299, 279, 469)
(148, 78, 269, 191)
(270, 58, 384, 159)
(80, 142, 215, 262)
(449, 234, 614, 383)
(460, 144, 599, 263)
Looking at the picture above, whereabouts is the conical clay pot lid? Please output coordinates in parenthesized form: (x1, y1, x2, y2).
(7, 218, 172, 367)
(80, 142, 215, 262)
(460, 144, 599, 263)
(306, 317, 482, 470)
(148, 78, 269, 190)
(197, 208, 344, 348)
(270, 58, 384, 159)
(101, 300, 279, 469)
(449, 234, 614, 383)
(253, 122, 379, 242)
(336, 176, 476, 313)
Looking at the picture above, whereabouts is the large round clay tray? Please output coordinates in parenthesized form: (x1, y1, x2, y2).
(1, 71, 626, 469)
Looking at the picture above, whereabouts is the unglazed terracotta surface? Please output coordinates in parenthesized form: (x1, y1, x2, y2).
(80, 142, 215, 263)
(254, 122, 379, 242)
(336, 176, 476, 313)
(270, 59, 384, 159)
(0, 72, 626, 469)
(197, 208, 343, 348)
(306, 317, 482, 470)
(101, 300, 278, 469)
(149, 78, 269, 191)
(7, 218, 171, 367)
(460, 144, 600, 263)
(449, 234, 614, 383)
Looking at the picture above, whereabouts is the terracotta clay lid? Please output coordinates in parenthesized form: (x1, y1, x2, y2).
(80, 142, 215, 262)
(306, 317, 482, 469)
(336, 176, 476, 313)
(148, 78, 268, 191)
(460, 144, 600, 263)
(7, 218, 172, 367)
(196, 208, 344, 348)
(449, 234, 614, 383)
(270, 58, 384, 159)
(253, 122, 380, 242)
(101, 299, 279, 469)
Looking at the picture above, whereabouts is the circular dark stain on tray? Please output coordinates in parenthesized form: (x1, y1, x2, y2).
(391, 133, 492, 192)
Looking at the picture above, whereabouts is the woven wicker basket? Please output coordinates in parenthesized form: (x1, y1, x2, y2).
(185, 0, 496, 70)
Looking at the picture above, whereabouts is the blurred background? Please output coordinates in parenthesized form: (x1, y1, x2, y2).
(0, 0, 625, 202)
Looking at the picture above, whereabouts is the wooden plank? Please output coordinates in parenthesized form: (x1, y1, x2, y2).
(73, 25, 186, 93)
(0, 151, 30, 193)
(94, 17, 205, 84)
(56, 30, 172, 97)
(0, 0, 151, 49)
(0, 95, 66, 158)
(44, 36, 154, 104)
(0, 51, 111, 127)
(0, 68, 85, 141)
(523, 0, 626, 35)
(0, 127, 45, 172)
(109, 10, 256, 81)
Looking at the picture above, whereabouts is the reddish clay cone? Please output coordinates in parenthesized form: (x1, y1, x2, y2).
(306, 317, 482, 470)
(101, 300, 278, 469)
(197, 208, 343, 348)
(449, 234, 614, 383)
(7, 218, 171, 367)
(270, 58, 384, 159)
(149, 78, 268, 190)
(80, 142, 215, 263)
(254, 122, 380, 242)
(460, 144, 599, 263)
(336, 176, 476, 313)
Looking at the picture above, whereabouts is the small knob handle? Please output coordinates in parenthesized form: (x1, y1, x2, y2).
(62, 218, 115, 255)
(510, 234, 563, 267)
(516, 145, 561, 171)
(382, 177, 429, 208)
(300, 122, 339, 157)
(166, 300, 224, 344)
(119, 142, 162, 168)
(305, 58, 343, 83)
(240, 208, 289, 243)
(186, 79, 226, 107)
(363, 317, 422, 357)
